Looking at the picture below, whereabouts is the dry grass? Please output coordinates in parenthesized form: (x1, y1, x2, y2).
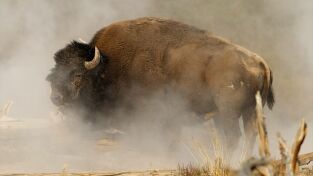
(177, 92, 312, 176)
(178, 160, 237, 176)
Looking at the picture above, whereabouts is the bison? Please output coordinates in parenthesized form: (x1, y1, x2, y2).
(46, 17, 274, 155)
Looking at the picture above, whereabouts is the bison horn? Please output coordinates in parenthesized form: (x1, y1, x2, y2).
(78, 38, 87, 44)
(84, 47, 100, 70)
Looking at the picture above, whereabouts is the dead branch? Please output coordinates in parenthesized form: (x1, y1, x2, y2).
(255, 91, 271, 158)
(277, 133, 290, 176)
(291, 119, 308, 175)
(273, 152, 313, 166)
(298, 152, 313, 166)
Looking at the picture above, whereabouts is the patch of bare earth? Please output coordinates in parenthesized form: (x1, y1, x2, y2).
(0, 93, 312, 176)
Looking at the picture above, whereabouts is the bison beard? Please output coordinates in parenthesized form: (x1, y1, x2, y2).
(46, 17, 275, 156)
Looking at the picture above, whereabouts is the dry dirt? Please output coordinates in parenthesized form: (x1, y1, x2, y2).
(0, 170, 177, 176)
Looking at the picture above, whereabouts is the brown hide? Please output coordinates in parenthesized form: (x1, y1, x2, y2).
(86, 17, 274, 155)
(89, 17, 272, 113)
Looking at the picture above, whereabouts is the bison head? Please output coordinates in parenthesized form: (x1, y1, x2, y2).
(46, 41, 104, 106)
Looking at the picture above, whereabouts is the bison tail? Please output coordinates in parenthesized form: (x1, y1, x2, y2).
(259, 63, 275, 110)
(266, 71, 275, 110)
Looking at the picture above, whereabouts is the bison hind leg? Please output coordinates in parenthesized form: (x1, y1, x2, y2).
(209, 82, 249, 159)
(212, 109, 242, 158)
(241, 106, 258, 158)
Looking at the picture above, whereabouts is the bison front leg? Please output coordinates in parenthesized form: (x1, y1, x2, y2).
(242, 107, 258, 158)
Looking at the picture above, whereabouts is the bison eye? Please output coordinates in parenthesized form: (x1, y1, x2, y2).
(74, 80, 81, 87)
(74, 74, 82, 78)
(72, 73, 83, 86)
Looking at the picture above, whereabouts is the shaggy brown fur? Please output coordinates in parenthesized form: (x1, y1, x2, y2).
(47, 17, 274, 155)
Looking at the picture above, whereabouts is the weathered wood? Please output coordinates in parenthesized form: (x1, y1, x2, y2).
(277, 133, 289, 176)
(298, 152, 313, 166)
(273, 152, 313, 166)
(0, 101, 13, 118)
(291, 119, 308, 174)
(255, 91, 271, 158)
(0, 170, 177, 176)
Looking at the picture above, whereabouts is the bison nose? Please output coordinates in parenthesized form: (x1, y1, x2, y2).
(51, 94, 64, 105)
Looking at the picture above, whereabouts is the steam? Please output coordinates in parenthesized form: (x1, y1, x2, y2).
(0, 0, 312, 173)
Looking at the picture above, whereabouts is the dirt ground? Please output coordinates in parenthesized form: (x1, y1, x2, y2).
(0, 170, 177, 176)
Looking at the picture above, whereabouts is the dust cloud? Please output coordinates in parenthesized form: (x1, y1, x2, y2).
(0, 0, 312, 173)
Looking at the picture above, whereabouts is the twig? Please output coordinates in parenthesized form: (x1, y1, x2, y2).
(277, 133, 291, 176)
(298, 152, 313, 166)
(255, 91, 271, 158)
(291, 119, 307, 175)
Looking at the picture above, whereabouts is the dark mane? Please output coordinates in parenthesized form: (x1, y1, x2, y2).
(54, 41, 95, 65)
